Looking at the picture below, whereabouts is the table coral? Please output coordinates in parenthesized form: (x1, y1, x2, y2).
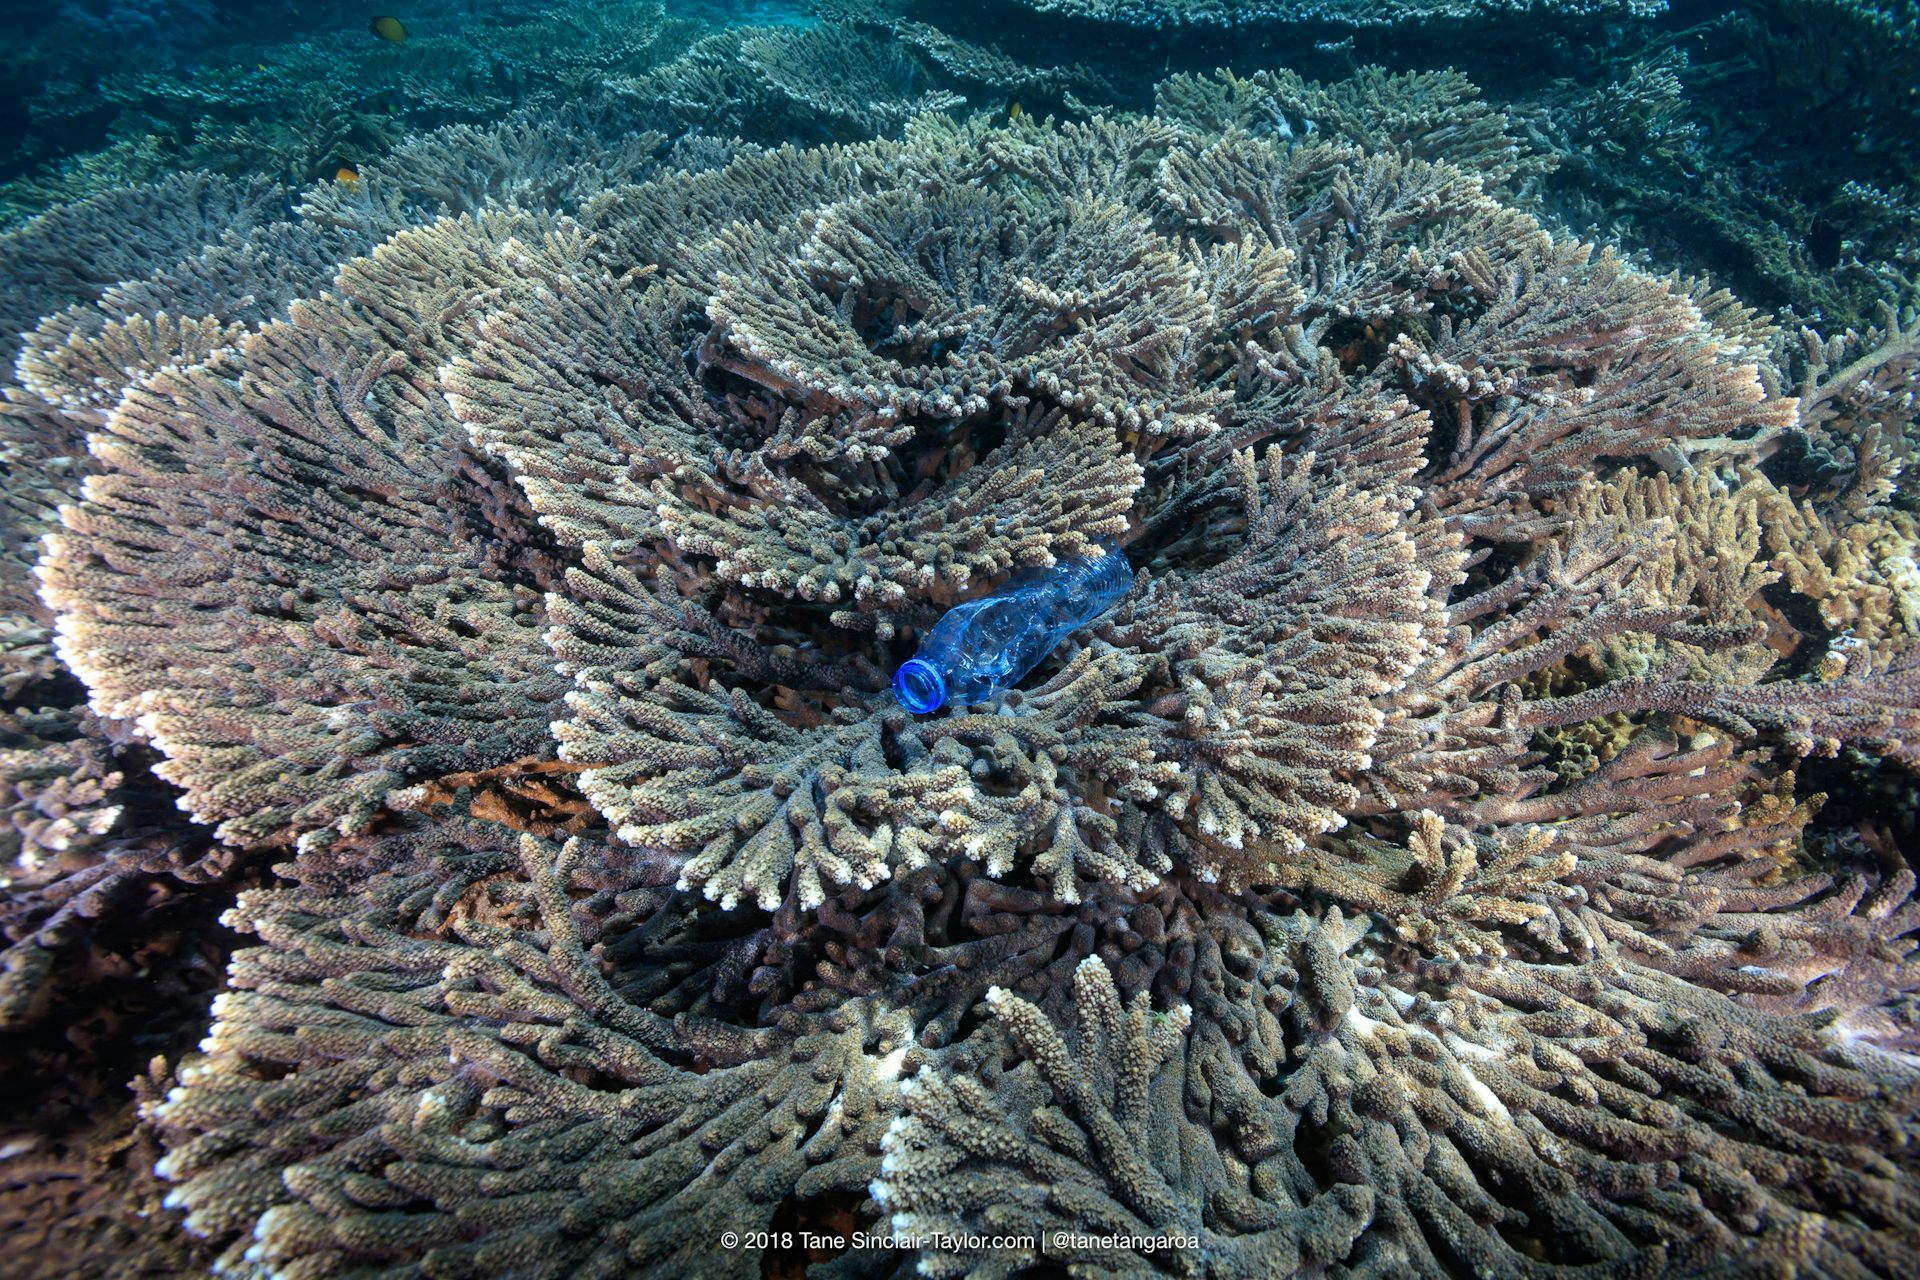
(7, 47, 1920, 1280)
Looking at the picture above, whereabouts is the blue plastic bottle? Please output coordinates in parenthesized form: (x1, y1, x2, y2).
(892, 546, 1133, 713)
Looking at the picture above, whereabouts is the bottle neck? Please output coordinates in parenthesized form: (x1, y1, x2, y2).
(892, 657, 947, 714)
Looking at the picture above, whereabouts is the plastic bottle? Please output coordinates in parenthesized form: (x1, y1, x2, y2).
(892, 545, 1133, 713)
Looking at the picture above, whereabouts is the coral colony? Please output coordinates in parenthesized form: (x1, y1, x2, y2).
(2, 1, 1920, 1277)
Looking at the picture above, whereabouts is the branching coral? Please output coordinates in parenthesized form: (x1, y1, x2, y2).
(148, 807, 1022, 1275)
(620, 23, 969, 143)
(881, 876, 1920, 1276)
(740, 25, 967, 137)
(10, 0, 693, 194)
(0, 171, 284, 369)
(1156, 66, 1553, 187)
(41, 213, 573, 847)
(6, 35, 1920, 1280)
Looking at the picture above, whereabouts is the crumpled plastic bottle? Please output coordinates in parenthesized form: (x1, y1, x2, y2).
(892, 545, 1134, 713)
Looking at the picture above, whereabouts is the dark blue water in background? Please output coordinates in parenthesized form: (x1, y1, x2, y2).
(3, 0, 1913, 326)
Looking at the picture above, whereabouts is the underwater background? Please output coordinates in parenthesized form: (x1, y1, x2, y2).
(2, 1, 1919, 1276)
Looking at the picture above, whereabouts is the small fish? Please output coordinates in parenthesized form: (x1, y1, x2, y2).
(368, 14, 409, 42)
(335, 164, 362, 188)
(256, 63, 266, 71)
(1008, 99, 1022, 122)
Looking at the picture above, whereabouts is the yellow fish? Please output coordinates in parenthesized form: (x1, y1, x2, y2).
(368, 15, 408, 42)
(335, 164, 362, 188)
(1008, 100, 1022, 121)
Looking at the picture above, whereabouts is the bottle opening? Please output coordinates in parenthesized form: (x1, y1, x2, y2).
(892, 658, 946, 714)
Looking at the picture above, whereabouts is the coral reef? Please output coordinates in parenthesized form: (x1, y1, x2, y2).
(616, 21, 988, 143)
(41, 211, 574, 846)
(0, 171, 284, 367)
(1155, 66, 1552, 186)
(890, 0, 1660, 29)
(1, 5, 1919, 1278)
(0, 0, 699, 212)
(12, 87, 1916, 1276)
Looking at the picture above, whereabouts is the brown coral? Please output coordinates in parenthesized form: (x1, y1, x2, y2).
(11, 55, 1920, 1280)
(41, 213, 573, 847)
